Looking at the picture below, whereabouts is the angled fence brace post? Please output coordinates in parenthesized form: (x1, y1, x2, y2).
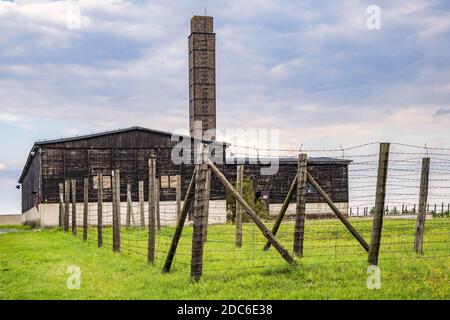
(147, 156, 156, 264)
(368, 143, 390, 265)
(263, 173, 298, 251)
(64, 179, 70, 232)
(414, 157, 430, 254)
(307, 172, 370, 252)
(71, 179, 77, 236)
(97, 173, 103, 247)
(162, 169, 196, 273)
(58, 183, 64, 228)
(293, 154, 307, 256)
(83, 177, 88, 241)
(207, 157, 295, 265)
(191, 143, 209, 281)
(235, 165, 244, 247)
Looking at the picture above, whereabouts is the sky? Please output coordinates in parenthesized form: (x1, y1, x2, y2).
(0, 0, 449, 214)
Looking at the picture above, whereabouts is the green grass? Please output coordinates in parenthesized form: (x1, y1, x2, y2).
(0, 218, 449, 299)
(0, 224, 31, 230)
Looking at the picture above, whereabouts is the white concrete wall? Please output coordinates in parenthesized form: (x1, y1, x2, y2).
(0, 214, 22, 225)
(22, 207, 40, 227)
(269, 202, 349, 218)
(21, 200, 227, 228)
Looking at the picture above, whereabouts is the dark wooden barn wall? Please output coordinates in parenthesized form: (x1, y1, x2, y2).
(40, 147, 226, 204)
(21, 151, 41, 212)
(35, 130, 226, 204)
(22, 129, 348, 211)
(223, 163, 349, 204)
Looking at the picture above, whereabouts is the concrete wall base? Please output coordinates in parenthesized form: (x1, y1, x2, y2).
(21, 200, 227, 228)
(269, 202, 349, 219)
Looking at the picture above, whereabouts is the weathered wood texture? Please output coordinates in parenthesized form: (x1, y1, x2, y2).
(139, 181, 145, 229)
(97, 173, 103, 247)
(368, 143, 390, 265)
(64, 179, 70, 232)
(58, 183, 64, 228)
(147, 158, 156, 264)
(293, 154, 307, 256)
(414, 158, 430, 254)
(112, 170, 121, 252)
(191, 145, 209, 281)
(71, 179, 77, 236)
(235, 165, 243, 247)
(176, 175, 182, 218)
(20, 128, 348, 215)
(156, 177, 160, 231)
(83, 177, 88, 241)
(126, 183, 132, 228)
(203, 170, 211, 241)
(223, 160, 349, 205)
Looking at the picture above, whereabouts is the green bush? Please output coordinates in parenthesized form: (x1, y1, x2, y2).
(226, 177, 269, 222)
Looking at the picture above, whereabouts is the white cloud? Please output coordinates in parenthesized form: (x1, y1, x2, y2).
(0, 163, 6, 171)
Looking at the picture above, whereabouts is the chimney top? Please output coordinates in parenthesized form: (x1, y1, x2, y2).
(190, 15, 213, 33)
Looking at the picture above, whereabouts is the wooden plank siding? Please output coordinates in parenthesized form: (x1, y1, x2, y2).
(19, 128, 349, 213)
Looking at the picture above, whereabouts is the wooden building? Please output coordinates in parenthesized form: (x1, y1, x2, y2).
(18, 126, 350, 225)
(18, 127, 226, 215)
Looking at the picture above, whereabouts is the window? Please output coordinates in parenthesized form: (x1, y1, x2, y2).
(160, 175, 178, 189)
(161, 176, 169, 188)
(93, 175, 111, 189)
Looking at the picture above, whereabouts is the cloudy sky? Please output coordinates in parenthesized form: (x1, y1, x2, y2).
(0, 0, 449, 213)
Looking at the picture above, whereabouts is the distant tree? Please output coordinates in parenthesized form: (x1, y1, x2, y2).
(226, 177, 269, 222)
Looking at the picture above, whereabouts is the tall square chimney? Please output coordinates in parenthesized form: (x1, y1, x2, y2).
(189, 15, 216, 141)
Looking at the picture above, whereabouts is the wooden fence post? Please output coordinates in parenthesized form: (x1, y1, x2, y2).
(83, 177, 88, 241)
(207, 157, 295, 265)
(162, 170, 196, 273)
(58, 183, 64, 228)
(191, 143, 209, 281)
(97, 173, 103, 247)
(156, 177, 160, 231)
(126, 183, 132, 228)
(293, 154, 307, 257)
(112, 170, 121, 252)
(414, 157, 430, 254)
(368, 143, 390, 265)
(203, 170, 211, 241)
(64, 179, 70, 232)
(176, 175, 182, 219)
(139, 181, 145, 229)
(71, 179, 77, 236)
(235, 165, 244, 247)
(147, 157, 156, 264)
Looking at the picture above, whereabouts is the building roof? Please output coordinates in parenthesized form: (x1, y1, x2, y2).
(18, 126, 226, 183)
(19, 126, 351, 183)
(226, 156, 352, 165)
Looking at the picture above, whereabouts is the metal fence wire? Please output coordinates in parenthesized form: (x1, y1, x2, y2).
(60, 142, 449, 280)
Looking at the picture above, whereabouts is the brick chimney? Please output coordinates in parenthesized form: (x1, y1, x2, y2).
(189, 15, 216, 141)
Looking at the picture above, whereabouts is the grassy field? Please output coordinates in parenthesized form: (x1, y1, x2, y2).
(0, 218, 449, 299)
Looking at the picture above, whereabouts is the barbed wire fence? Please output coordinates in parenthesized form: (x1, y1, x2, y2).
(57, 141, 449, 281)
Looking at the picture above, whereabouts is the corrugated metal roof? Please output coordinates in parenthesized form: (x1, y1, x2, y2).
(226, 156, 352, 165)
